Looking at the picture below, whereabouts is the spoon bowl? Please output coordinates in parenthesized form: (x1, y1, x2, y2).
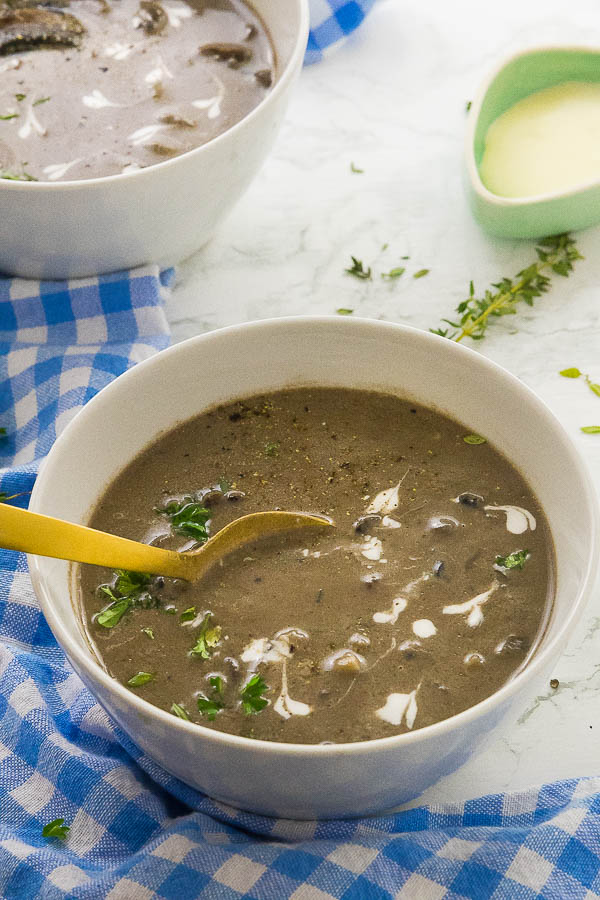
(0, 503, 332, 582)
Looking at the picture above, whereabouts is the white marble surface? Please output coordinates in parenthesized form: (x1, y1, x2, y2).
(166, 0, 600, 805)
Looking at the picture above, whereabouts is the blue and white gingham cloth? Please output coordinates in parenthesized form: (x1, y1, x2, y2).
(306, 0, 377, 64)
(2, 279, 600, 900)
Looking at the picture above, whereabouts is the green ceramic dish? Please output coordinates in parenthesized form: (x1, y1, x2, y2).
(467, 46, 600, 238)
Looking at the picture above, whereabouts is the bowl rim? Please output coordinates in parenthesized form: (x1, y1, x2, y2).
(28, 316, 600, 757)
(0, 0, 310, 193)
(466, 43, 600, 208)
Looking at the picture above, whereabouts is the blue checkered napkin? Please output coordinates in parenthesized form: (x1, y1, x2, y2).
(306, 0, 377, 64)
(2, 278, 600, 900)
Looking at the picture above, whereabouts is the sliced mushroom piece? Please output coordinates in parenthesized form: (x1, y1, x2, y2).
(0, 7, 85, 55)
(199, 41, 252, 67)
(353, 513, 381, 534)
(136, 0, 167, 35)
(254, 68, 272, 88)
(158, 110, 198, 128)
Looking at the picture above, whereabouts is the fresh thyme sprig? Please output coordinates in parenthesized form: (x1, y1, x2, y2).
(431, 234, 582, 342)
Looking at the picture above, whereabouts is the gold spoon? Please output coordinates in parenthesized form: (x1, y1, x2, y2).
(0, 503, 332, 582)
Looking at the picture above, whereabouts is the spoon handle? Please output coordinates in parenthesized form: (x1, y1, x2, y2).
(0, 502, 186, 577)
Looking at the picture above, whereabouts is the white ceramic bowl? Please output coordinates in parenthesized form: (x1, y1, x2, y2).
(0, 0, 309, 279)
(29, 318, 599, 818)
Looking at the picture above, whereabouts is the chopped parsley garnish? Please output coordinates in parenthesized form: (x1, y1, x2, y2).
(180, 606, 196, 623)
(345, 256, 372, 280)
(218, 477, 231, 492)
(336, 308, 354, 315)
(381, 267, 405, 280)
(141, 627, 155, 639)
(495, 549, 530, 570)
(0, 169, 37, 182)
(413, 268, 430, 279)
(209, 675, 223, 693)
(33, 96, 50, 106)
(197, 695, 224, 720)
(171, 702, 190, 720)
(463, 434, 486, 445)
(581, 426, 600, 434)
(190, 613, 222, 659)
(264, 441, 280, 457)
(158, 499, 211, 543)
(42, 818, 69, 839)
(96, 570, 155, 628)
(127, 671, 154, 687)
(350, 161, 364, 173)
(240, 674, 268, 715)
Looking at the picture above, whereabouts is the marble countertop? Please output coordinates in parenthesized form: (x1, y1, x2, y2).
(166, 0, 600, 806)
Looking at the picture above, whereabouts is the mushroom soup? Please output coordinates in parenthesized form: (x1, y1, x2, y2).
(0, 0, 273, 181)
(78, 388, 553, 744)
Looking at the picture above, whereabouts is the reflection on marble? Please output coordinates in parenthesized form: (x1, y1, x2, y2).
(167, 0, 600, 804)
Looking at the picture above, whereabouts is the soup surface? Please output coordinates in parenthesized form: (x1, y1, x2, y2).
(0, 0, 273, 182)
(79, 388, 553, 744)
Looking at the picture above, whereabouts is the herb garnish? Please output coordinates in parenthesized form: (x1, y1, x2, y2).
(127, 671, 154, 687)
(466, 100, 472, 112)
(197, 695, 224, 720)
(0, 169, 37, 182)
(15, 93, 25, 102)
(495, 549, 530, 570)
(218, 477, 231, 492)
(240, 674, 268, 715)
(264, 441, 280, 457)
(413, 268, 430, 279)
(42, 818, 69, 839)
(180, 606, 196, 623)
(0, 113, 18, 121)
(463, 434, 486, 445)
(210, 675, 223, 693)
(33, 97, 50, 106)
(336, 308, 354, 315)
(350, 161, 364, 174)
(96, 570, 154, 628)
(158, 499, 211, 543)
(559, 367, 600, 398)
(141, 627, 155, 639)
(345, 256, 372, 280)
(581, 426, 600, 434)
(190, 613, 222, 659)
(171, 702, 190, 720)
(432, 234, 582, 341)
(381, 267, 405, 280)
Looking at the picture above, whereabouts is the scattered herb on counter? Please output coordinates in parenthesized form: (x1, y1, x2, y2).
(15, 93, 25, 102)
(0, 169, 37, 182)
(190, 613, 222, 659)
(463, 434, 486, 445)
(171, 702, 190, 720)
(381, 267, 405, 281)
(336, 307, 354, 315)
(42, 818, 70, 840)
(264, 440, 280, 457)
(141, 627, 155, 639)
(158, 499, 211, 542)
(127, 671, 154, 687)
(0, 113, 18, 120)
(495, 549, 530, 570)
(466, 100, 472, 111)
(413, 268, 430, 279)
(33, 96, 51, 106)
(581, 426, 600, 434)
(559, 367, 600, 398)
(0, 428, 6, 436)
(240, 674, 268, 715)
(345, 256, 372, 280)
(432, 233, 582, 342)
(180, 606, 196, 623)
(350, 161, 364, 173)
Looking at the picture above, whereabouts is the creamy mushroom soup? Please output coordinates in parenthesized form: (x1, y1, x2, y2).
(0, 0, 273, 181)
(78, 388, 553, 744)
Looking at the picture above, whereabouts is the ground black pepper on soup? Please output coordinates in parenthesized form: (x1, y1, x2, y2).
(78, 388, 554, 744)
(0, 0, 273, 182)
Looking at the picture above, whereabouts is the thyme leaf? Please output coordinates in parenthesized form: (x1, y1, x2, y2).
(345, 256, 372, 280)
(127, 671, 154, 687)
(350, 161, 364, 173)
(336, 307, 354, 315)
(413, 268, 430, 279)
(381, 267, 405, 280)
(431, 234, 582, 342)
(581, 426, 600, 434)
(42, 818, 69, 839)
(463, 434, 486, 445)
